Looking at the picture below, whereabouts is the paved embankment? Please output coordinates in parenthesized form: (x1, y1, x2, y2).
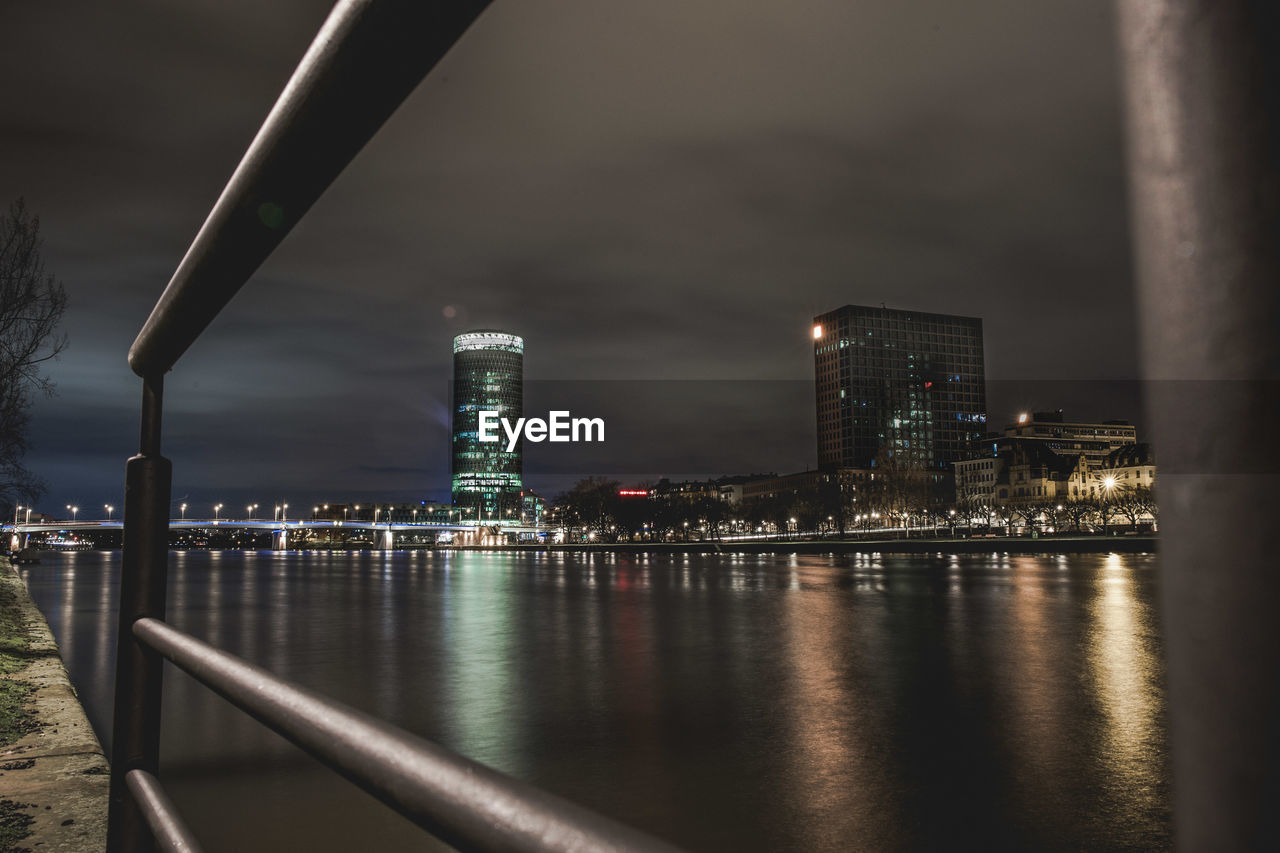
(497, 534, 1158, 555)
(1, 565, 108, 852)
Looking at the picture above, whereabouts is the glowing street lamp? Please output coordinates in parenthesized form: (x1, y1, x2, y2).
(214, 503, 223, 521)
(105, 504, 115, 521)
(181, 503, 188, 521)
(67, 504, 78, 522)
(247, 503, 258, 521)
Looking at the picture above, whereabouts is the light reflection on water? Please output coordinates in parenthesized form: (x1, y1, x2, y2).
(21, 550, 1169, 852)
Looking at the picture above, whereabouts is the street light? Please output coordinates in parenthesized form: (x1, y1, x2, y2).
(247, 503, 258, 520)
(214, 503, 223, 521)
(105, 504, 115, 521)
(67, 504, 78, 522)
(181, 503, 188, 521)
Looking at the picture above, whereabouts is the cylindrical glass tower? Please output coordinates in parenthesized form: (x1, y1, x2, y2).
(451, 330, 524, 519)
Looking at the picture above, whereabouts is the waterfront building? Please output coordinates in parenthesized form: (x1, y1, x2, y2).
(992, 442, 1086, 505)
(451, 330, 524, 518)
(813, 305, 987, 473)
(520, 490, 546, 526)
(954, 455, 1003, 511)
(1085, 442, 1156, 499)
(740, 468, 870, 503)
(1002, 409, 1136, 467)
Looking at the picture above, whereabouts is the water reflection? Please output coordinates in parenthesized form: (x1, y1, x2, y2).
(20, 550, 1169, 852)
(1086, 554, 1169, 848)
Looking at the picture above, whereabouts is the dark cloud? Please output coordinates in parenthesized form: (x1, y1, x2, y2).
(4, 0, 1134, 514)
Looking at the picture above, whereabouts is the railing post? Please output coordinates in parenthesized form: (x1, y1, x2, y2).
(107, 375, 172, 853)
(1118, 2, 1280, 849)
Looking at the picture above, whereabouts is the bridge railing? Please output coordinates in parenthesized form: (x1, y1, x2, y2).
(107, 2, 680, 851)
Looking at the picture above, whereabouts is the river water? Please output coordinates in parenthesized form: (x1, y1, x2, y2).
(20, 549, 1169, 851)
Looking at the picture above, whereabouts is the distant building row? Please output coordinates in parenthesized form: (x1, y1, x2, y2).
(955, 410, 1155, 508)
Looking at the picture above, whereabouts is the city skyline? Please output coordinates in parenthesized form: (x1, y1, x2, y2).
(3, 1, 1139, 513)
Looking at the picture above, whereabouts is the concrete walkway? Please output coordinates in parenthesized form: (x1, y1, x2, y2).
(1, 565, 108, 852)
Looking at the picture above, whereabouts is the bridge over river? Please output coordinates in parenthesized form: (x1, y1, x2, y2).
(7, 518, 548, 551)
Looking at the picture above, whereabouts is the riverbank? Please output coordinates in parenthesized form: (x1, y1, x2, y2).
(490, 534, 1158, 555)
(0, 565, 108, 851)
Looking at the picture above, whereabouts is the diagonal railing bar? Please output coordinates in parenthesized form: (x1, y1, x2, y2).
(124, 770, 205, 853)
(129, 0, 491, 378)
(134, 618, 682, 853)
(110, 1, 681, 851)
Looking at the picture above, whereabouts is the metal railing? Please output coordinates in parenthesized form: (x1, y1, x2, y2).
(104, 1, 1280, 851)
(106, 2, 679, 850)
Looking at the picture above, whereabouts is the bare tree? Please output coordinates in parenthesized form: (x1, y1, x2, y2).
(1, 198, 67, 513)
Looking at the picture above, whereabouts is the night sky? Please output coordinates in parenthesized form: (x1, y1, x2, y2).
(3, 0, 1138, 517)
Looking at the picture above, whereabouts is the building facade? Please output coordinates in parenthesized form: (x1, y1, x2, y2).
(814, 305, 987, 473)
(954, 413, 1154, 518)
(1002, 409, 1136, 467)
(451, 330, 524, 518)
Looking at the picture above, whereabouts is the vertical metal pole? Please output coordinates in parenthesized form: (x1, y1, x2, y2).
(107, 375, 172, 853)
(1118, 2, 1280, 849)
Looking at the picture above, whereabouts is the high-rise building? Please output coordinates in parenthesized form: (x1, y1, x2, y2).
(451, 330, 524, 518)
(813, 304, 987, 472)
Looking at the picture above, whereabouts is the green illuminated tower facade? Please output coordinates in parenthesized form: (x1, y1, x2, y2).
(451, 330, 524, 519)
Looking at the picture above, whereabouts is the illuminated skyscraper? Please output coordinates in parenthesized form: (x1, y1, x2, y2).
(813, 305, 987, 472)
(451, 330, 523, 518)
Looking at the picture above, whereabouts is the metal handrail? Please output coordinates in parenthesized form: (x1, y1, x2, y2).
(107, 1, 683, 850)
(128, 0, 492, 378)
(133, 618, 680, 853)
(124, 770, 204, 853)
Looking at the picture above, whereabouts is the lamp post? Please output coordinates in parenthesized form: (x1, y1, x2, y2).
(105, 504, 115, 521)
(214, 503, 223, 521)
(180, 503, 187, 521)
(67, 504, 78, 523)
(1102, 477, 1116, 535)
(13, 505, 21, 527)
